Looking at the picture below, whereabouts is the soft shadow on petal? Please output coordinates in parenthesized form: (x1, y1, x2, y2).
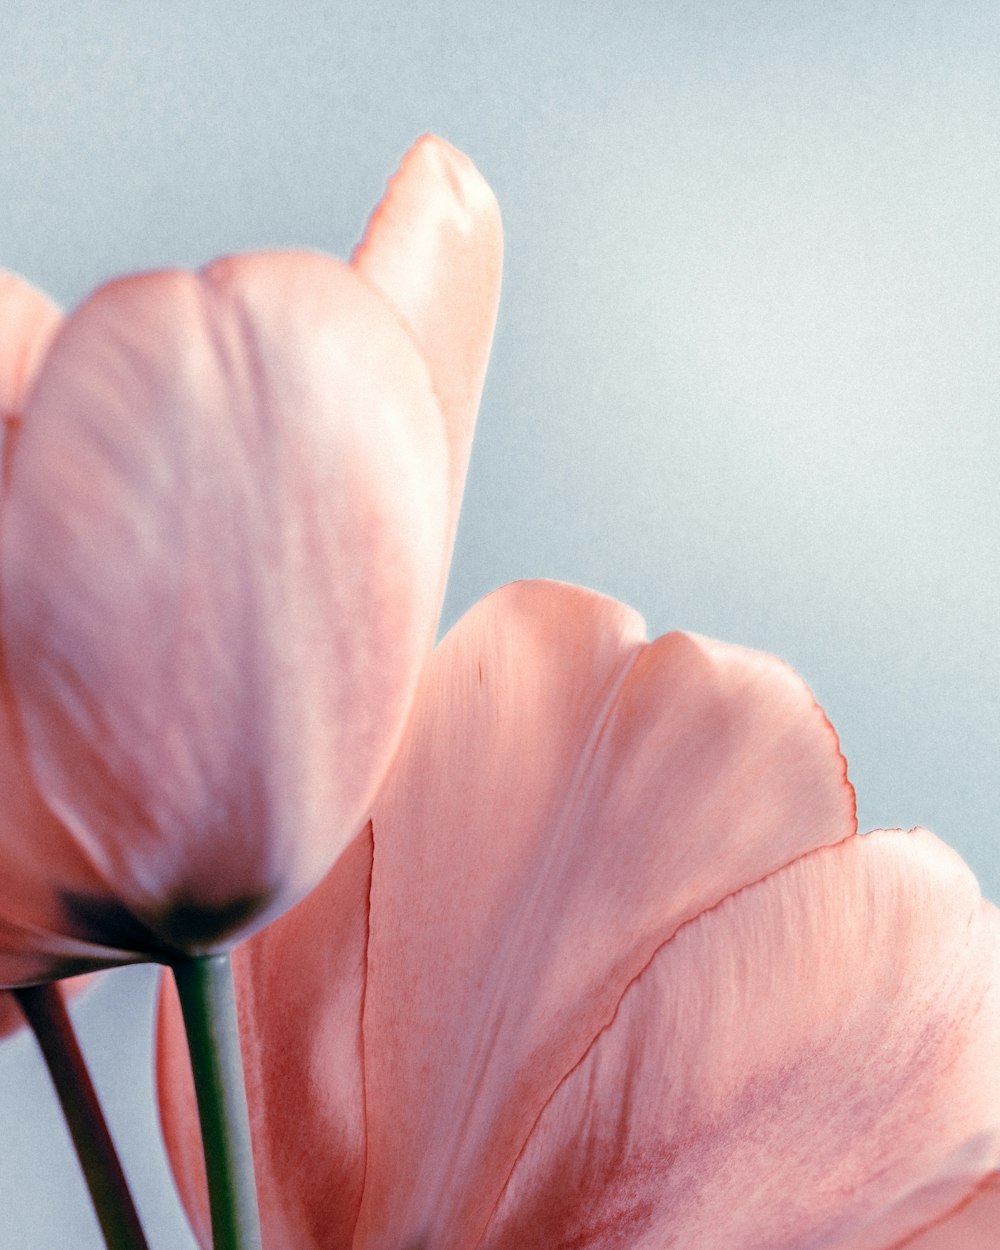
(353, 134, 503, 541)
(479, 830, 1000, 1250)
(354, 579, 857, 1250)
(157, 828, 372, 1250)
(0, 680, 133, 984)
(2, 253, 450, 952)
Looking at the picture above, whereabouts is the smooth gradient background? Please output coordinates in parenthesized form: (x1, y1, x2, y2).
(2, 2, 998, 1246)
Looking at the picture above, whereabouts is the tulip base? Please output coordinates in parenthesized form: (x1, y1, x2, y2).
(14, 982, 151, 1250)
(172, 954, 262, 1250)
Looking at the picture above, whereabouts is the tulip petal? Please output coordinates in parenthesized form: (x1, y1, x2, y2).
(0, 273, 133, 983)
(353, 135, 502, 539)
(2, 252, 450, 952)
(478, 828, 1000, 1250)
(0, 270, 61, 421)
(157, 828, 372, 1250)
(883, 1173, 1000, 1249)
(354, 579, 857, 1249)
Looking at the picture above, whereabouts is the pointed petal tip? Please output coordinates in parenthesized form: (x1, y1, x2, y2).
(349, 135, 502, 543)
(353, 133, 502, 271)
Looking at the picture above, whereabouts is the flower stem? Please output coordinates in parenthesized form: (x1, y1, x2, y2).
(14, 982, 151, 1250)
(172, 954, 262, 1250)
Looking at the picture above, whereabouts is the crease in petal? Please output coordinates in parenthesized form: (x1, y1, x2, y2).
(479, 829, 1000, 1250)
(885, 1173, 1000, 1250)
(352, 579, 857, 1250)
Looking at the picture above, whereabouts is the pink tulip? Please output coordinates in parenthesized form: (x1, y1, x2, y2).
(158, 580, 1000, 1249)
(0, 135, 501, 982)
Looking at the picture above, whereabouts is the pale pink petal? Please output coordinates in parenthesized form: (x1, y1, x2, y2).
(479, 829, 1000, 1250)
(0, 272, 133, 983)
(2, 252, 451, 952)
(354, 579, 857, 1249)
(0, 270, 61, 420)
(887, 1174, 1000, 1249)
(0, 690, 131, 984)
(0, 270, 65, 922)
(353, 135, 502, 543)
(157, 828, 371, 1250)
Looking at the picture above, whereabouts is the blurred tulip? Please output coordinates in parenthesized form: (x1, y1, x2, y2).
(0, 135, 501, 981)
(0, 990, 29, 1041)
(0, 977, 94, 1043)
(158, 580, 1000, 1250)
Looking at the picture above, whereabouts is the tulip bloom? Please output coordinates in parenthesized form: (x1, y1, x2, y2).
(158, 580, 1000, 1250)
(0, 135, 501, 983)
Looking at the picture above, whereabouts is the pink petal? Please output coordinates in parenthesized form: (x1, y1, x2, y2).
(352, 135, 502, 547)
(157, 828, 372, 1250)
(2, 251, 452, 952)
(352, 579, 857, 1248)
(0, 691, 129, 985)
(0, 271, 62, 885)
(885, 1174, 1000, 1249)
(0, 272, 130, 983)
(0, 270, 61, 420)
(480, 829, 1000, 1249)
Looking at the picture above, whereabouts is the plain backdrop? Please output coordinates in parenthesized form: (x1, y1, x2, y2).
(1, 2, 998, 1246)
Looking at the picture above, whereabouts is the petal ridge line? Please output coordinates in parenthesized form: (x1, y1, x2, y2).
(888, 1169, 1000, 1249)
(471, 822, 864, 1250)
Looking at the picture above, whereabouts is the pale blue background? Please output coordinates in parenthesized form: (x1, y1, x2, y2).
(2, 1, 999, 1245)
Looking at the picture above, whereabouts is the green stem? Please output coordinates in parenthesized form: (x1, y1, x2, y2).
(172, 954, 262, 1250)
(14, 982, 151, 1250)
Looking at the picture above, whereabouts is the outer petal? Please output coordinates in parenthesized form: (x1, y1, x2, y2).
(480, 829, 1000, 1250)
(1, 251, 450, 952)
(0, 273, 130, 985)
(157, 828, 371, 1250)
(354, 579, 856, 1249)
(353, 134, 502, 544)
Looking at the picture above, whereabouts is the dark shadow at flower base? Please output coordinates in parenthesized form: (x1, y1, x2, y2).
(60, 888, 271, 960)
